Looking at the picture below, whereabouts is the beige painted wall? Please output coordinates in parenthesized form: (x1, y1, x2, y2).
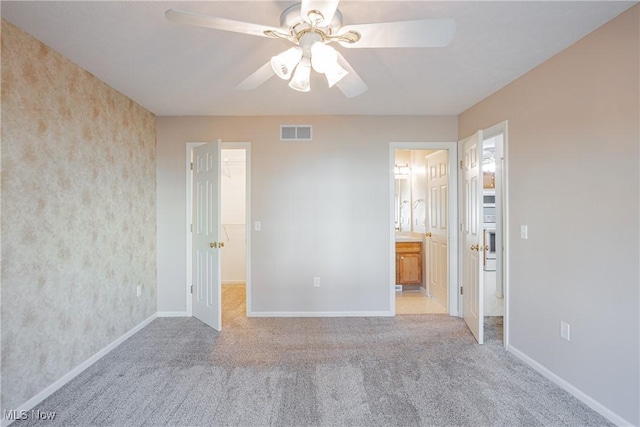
(157, 116, 457, 314)
(459, 6, 639, 424)
(1, 21, 157, 411)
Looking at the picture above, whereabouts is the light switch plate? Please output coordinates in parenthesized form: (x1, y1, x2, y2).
(520, 225, 528, 239)
(560, 321, 570, 341)
(254, 221, 261, 231)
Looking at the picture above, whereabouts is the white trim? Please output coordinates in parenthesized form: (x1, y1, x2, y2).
(389, 142, 459, 317)
(1, 314, 157, 427)
(481, 121, 510, 349)
(248, 311, 393, 318)
(157, 311, 189, 317)
(506, 344, 633, 427)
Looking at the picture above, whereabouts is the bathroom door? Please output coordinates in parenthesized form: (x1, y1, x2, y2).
(461, 131, 484, 344)
(192, 142, 222, 331)
(426, 150, 448, 308)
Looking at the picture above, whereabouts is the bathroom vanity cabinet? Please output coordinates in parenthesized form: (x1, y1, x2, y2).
(395, 241, 422, 287)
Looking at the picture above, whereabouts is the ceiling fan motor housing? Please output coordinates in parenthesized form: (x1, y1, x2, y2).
(280, 3, 343, 32)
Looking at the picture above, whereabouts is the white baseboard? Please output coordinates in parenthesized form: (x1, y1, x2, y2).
(1, 313, 157, 427)
(507, 344, 634, 427)
(247, 311, 393, 317)
(157, 311, 189, 317)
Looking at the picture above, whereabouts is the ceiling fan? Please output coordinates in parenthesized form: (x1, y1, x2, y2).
(165, 1, 455, 98)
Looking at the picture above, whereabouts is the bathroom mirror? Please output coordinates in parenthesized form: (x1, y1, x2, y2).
(394, 150, 434, 234)
(394, 176, 411, 232)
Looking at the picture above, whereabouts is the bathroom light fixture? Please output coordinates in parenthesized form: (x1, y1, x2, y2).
(394, 163, 411, 178)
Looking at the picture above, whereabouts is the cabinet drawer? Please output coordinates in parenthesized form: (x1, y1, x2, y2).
(395, 242, 421, 253)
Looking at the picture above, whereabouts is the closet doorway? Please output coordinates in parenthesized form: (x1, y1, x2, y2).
(186, 141, 251, 328)
(220, 148, 248, 320)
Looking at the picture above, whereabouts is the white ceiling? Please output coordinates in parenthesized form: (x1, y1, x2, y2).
(1, 1, 635, 116)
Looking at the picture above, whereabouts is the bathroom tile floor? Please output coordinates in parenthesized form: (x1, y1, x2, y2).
(396, 288, 447, 314)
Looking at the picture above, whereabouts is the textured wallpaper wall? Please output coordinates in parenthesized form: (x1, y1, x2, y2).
(1, 20, 157, 411)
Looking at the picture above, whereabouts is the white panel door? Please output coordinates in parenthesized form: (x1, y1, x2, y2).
(461, 131, 484, 344)
(192, 142, 222, 331)
(426, 150, 448, 308)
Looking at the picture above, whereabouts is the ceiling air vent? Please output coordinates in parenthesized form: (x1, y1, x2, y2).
(280, 125, 312, 141)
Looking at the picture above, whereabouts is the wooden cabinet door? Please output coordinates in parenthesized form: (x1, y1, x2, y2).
(398, 253, 422, 285)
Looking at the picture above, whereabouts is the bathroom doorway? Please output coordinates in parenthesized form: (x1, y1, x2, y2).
(390, 142, 459, 316)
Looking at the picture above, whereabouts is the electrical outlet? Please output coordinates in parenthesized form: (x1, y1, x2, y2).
(313, 277, 320, 287)
(136, 285, 141, 298)
(560, 321, 570, 341)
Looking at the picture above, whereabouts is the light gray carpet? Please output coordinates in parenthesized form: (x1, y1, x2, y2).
(18, 313, 611, 426)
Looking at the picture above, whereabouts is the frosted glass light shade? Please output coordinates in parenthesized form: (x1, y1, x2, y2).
(310, 42, 337, 73)
(270, 47, 303, 80)
(288, 57, 311, 92)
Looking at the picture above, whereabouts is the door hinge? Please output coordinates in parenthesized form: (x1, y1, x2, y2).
(190, 285, 193, 294)
(190, 224, 193, 232)
(190, 162, 193, 171)
(460, 286, 463, 295)
(459, 160, 463, 169)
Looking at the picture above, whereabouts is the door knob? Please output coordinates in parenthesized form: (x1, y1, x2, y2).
(210, 242, 218, 248)
(425, 232, 432, 238)
(470, 244, 479, 251)
(219, 242, 225, 248)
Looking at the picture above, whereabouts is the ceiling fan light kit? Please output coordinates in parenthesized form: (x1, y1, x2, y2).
(272, 30, 348, 92)
(270, 47, 303, 80)
(165, 0, 456, 97)
(288, 57, 312, 92)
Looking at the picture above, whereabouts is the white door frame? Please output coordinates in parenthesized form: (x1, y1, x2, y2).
(389, 142, 459, 316)
(483, 121, 509, 348)
(186, 141, 252, 317)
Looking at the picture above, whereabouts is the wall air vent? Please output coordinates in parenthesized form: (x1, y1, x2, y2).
(280, 125, 312, 141)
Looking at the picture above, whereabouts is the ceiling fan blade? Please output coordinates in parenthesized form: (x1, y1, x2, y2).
(335, 52, 367, 98)
(301, 0, 340, 26)
(236, 62, 275, 90)
(165, 9, 284, 38)
(339, 18, 456, 48)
